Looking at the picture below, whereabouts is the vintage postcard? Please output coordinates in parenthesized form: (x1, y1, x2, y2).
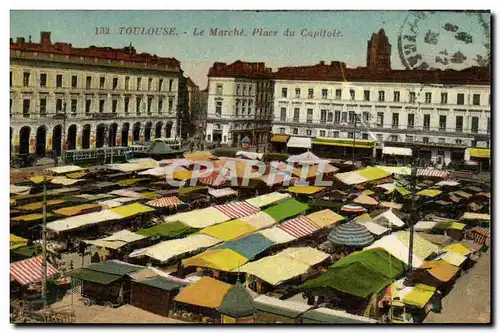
(9, 10, 490, 324)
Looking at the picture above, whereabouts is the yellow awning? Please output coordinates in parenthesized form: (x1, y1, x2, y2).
(312, 138, 375, 148)
(173, 277, 232, 309)
(18, 199, 65, 211)
(172, 170, 193, 181)
(468, 148, 490, 159)
(11, 213, 53, 222)
(53, 203, 102, 217)
(355, 166, 391, 181)
(10, 234, 28, 250)
(306, 209, 345, 228)
(117, 178, 148, 187)
(184, 151, 214, 161)
(110, 203, 156, 218)
(403, 287, 435, 308)
(182, 249, 249, 272)
(416, 189, 442, 197)
(139, 192, 159, 200)
(270, 134, 290, 143)
(201, 219, 257, 242)
(443, 243, 472, 256)
(287, 186, 325, 195)
(29, 175, 55, 184)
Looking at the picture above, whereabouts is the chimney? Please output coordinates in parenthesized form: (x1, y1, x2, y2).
(16, 37, 25, 44)
(41, 31, 52, 46)
(28, 35, 32, 43)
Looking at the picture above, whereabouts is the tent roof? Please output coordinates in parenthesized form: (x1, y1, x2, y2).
(136, 221, 196, 239)
(245, 192, 291, 208)
(182, 248, 249, 272)
(263, 198, 309, 222)
(328, 222, 374, 247)
(218, 283, 256, 318)
(174, 277, 232, 309)
(306, 209, 345, 228)
(201, 219, 256, 242)
(133, 276, 185, 291)
(253, 295, 312, 318)
(216, 233, 275, 260)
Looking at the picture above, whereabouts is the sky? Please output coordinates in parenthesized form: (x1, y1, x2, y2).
(10, 10, 490, 89)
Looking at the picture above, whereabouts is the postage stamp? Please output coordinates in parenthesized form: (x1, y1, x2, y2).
(398, 11, 490, 70)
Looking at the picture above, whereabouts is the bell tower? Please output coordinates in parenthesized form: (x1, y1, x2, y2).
(366, 29, 391, 70)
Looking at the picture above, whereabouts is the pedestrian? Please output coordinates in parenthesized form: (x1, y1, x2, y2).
(433, 290, 443, 313)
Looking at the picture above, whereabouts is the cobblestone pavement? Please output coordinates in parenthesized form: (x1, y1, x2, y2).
(425, 249, 491, 324)
(48, 294, 186, 323)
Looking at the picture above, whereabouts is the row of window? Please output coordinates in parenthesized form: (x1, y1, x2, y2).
(277, 128, 466, 145)
(215, 81, 273, 97)
(11, 96, 174, 117)
(279, 87, 488, 105)
(278, 107, 489, 133)
(12, 71, 175, 92)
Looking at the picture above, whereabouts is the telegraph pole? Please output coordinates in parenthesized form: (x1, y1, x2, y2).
(41, 176, 48, 308)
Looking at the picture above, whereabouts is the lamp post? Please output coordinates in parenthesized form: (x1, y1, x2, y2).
(41, 175, 48, 308)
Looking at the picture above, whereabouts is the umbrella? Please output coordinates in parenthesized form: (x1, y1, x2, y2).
(341, 204, 367, 214)
(327, 222, 374, 247)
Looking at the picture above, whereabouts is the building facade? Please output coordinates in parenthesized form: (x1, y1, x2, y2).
(10, 32, 182, 157)
(271, 29, 490, 165)
(205, 61, 274, 146)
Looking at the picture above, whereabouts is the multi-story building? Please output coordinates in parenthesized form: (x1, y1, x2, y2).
(178, 76, 202, 139)
(10, 32, 182, 157)
(206, 61, 274, 146)
(272, 29, 490, 165)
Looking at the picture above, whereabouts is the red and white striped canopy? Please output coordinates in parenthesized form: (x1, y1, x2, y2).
(215, 201, 260, 219)
(417, 169, 450, 179)
(278, 216, 320, 238)
(145, 196, 184, 208)
(10, 256, 59, 285)
(197, 171, 227, 187)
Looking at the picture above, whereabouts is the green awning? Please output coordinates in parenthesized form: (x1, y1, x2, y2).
(312, 138, 375, 149)
(178, 186, 208, 195)
(68, 268, 122, 285)
(84, 261, 143, 276)
(137, 221, 197, 239)
(133, 277, 185, 291)
(300, 248, 404, 298)
(263, 198, 309, 222)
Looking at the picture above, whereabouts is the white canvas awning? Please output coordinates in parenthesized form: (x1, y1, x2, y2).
(47, 165, 84, 174)
(382, 146, 412, 156)
(236, 151, 264, 160)
(287, 137, 312, 149)
(129, 234, 222, 263)
(46, 210, 123, 232)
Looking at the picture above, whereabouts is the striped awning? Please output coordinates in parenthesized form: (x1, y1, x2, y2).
(278, 216, 319, 238)
(341, 204, 367, 213)
(215, 201, 260, 219)
(471, 227, 490, 245)
(417, 169, 450, 179)
(10, 256, 59, 285)
(146, 196, 184, 208)
(197, 171, 227, 187)
(327, 222, 374, 247)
